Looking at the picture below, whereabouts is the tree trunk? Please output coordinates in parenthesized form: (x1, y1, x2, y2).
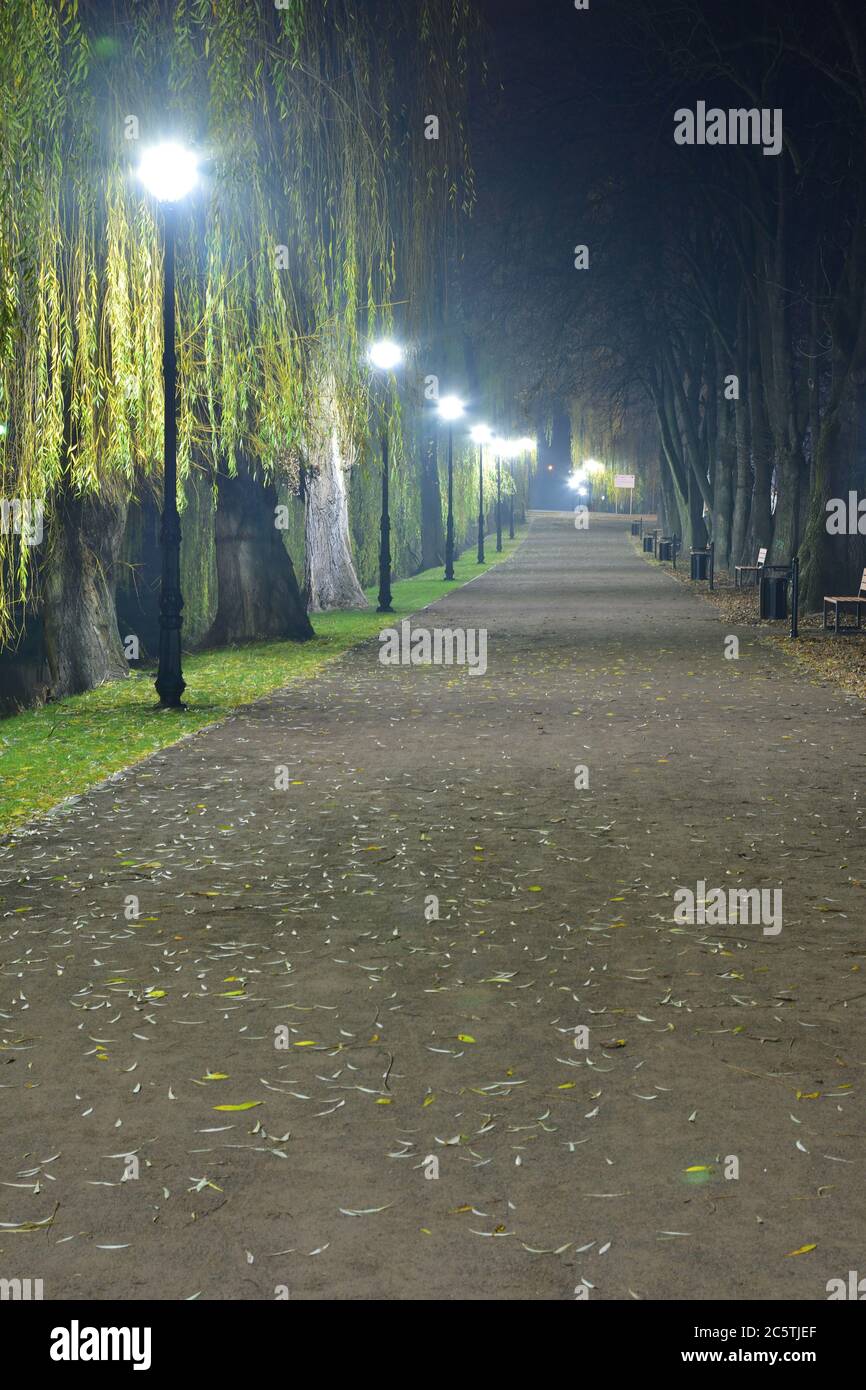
(713, 399, 735, 569)
(419, 428, 445, 570)
(207, 458, 313, 645)
(303, 388, 369, 612)
(42, 484, 130, 701)
(745, 313, 773, 558)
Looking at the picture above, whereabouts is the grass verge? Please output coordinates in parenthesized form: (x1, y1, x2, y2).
(0, 527, 526, 832)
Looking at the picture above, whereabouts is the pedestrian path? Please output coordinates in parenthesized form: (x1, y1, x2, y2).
(1, 511, 864, 1300)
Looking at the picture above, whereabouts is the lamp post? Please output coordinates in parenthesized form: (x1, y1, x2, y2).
(137, 142, 200, 710)
(367, 339, 404, 614)
(471, 424, 492, 564)
(495, 449, 503, 552)
(438, 395, 465, 581)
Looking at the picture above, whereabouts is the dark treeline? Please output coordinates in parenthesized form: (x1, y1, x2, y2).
(463, 0, 866, 605)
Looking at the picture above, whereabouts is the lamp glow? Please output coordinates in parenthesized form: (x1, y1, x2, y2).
(368, 338, 404, 372)
(438, 395, 465, 422)
(137, 142, 200, 204)
(584, 458, 604, 475)
(471, 423, 493, 445)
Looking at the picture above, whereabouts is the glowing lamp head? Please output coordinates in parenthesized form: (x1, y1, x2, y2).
(137, 142, 200, 204)
(471, 423, 493, 445)
(367, 339, 403, 372)
(437, 395, 465, 422)
(584, 458, 604, 475)
(517, 437, 536, 452)
(567, 473, 583, 490)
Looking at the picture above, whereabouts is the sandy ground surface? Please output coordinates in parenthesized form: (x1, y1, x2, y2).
(1, 511, 865, 1302)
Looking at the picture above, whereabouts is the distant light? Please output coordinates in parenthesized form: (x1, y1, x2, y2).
(578, 487, 588, 496)
(137, 142, 199, 203)
(471, 423, 493, 445)
(584, 458, 605, 475)
(567, 474, 583, 490)
(547, 464, 554, 472)
(438, 395, 465, 422)
(0, 421, 7, 438)
(368, 339, 403, 372)
(517, 437, 536, 451)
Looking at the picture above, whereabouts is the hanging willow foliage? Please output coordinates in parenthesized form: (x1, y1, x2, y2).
(0, 0, 476, 640)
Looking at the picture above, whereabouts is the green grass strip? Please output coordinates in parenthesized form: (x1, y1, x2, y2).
(0, 527, 526, 832)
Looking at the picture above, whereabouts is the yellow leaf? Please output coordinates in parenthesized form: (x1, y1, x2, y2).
(212, 1102, 263, 1111)
(785, 1244, 817, 1257)
(457, 1034, 476, 1043)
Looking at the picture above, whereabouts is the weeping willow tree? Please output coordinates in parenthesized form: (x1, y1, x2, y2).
(0, 0, 476, 701)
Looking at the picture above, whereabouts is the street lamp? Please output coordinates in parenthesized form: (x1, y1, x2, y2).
(437, 395, 465, 581)
(471, 424, 493, 564)
(137, 141, 200, 710)
(494, 440, 519, 552)
(367, 338, 404, 613)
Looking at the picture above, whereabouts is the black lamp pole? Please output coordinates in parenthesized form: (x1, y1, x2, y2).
(509, 458, 515, 539)
(377, 418, 393, 613)
(444, 424, 455, 581)
(154, 203, 186, 710)
(476, 442, 485, 564)
(496, 453, 503, 551)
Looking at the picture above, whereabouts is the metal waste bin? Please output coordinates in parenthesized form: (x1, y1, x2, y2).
(643, 535, 654, 552)
(690, 549, 709, 581)
(631, 521, 641, 537)
(760, 571, 788, 620)
(657, 539, 673, 561)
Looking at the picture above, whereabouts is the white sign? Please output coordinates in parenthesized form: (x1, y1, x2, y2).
(615, 474, 635, 489)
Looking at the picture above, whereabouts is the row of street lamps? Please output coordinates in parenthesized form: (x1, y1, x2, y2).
(136, 140, 534, 706)
(367, 356, 534, 600)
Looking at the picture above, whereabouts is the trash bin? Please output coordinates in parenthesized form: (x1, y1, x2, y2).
(657, 539, 673, 561)
(760, 572, 788, 619)
(631, 521, 641, 537)
(643, 535, 654, 552)
(690, 549, 709, 581)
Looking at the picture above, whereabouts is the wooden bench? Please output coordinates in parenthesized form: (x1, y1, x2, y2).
(824, 568, 866, 634)
(735, 547, 767, 588)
